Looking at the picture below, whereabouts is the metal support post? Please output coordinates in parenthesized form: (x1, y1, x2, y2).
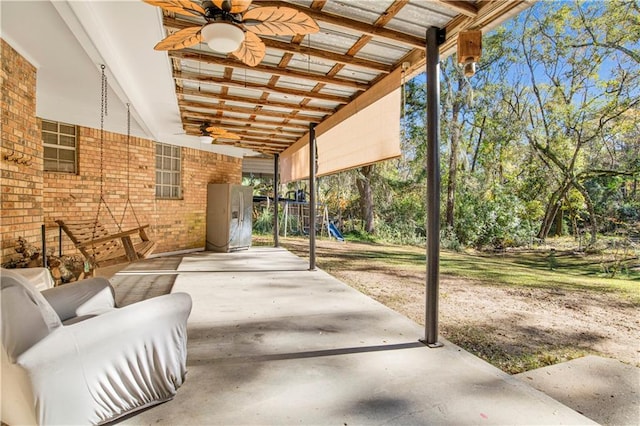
(309, 124, 317, 271)
(41, 224, 47, 269)
(273, 153, 280, 247)
(421, 26, 445, 348)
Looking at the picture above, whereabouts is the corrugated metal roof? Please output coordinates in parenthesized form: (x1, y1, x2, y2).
(157, 0, 534, 155)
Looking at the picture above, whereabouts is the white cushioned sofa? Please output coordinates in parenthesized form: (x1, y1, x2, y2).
(1, 268, 192, 425)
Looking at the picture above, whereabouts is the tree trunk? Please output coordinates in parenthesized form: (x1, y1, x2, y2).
(445, 77, 464, 229)
(446, 108, 461, 229)
(538, 182, 571, 240)
(470, 115, 486, 173)
(574, 181, 598, 244)
(356, 165, 375, 234)
(554, 206, 564, 236)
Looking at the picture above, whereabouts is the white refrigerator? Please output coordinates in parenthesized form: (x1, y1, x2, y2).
(206, 184, 253, 252)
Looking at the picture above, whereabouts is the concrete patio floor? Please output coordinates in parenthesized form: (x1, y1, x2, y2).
(111, 247, 596, 425)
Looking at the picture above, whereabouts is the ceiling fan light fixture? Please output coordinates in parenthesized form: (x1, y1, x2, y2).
(199, 135, 213, 144)
(202, 23, 245, 53)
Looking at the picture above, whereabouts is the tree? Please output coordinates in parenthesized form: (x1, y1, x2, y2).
(510, 2, 639, 243)
(356, 165, 375, 234)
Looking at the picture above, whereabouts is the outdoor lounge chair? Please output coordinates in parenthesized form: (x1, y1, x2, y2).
(0, 268, 192, 425)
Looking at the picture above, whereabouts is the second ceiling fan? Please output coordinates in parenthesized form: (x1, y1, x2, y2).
(145, 0, 320, 66)
(201, 123, 241, 142)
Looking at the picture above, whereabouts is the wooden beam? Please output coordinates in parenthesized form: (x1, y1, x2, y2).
(182, 110, 310, 130)
(173, 71, 350, 104)
(283, 47, 425, 155)
(179, 88, 338, 114)
(179, 100, 324, 123)
(186, 130, 294, 146)
(183, 121, 303, 138)
(374, 0, 410, 26)
(434, 0, 478, 17)
(169, 50, 369, 91)
(259, 38, 391, 73)
(256, 1, 426, 49)
(440, 0, 533, 57)
(186, 131, 291, 147)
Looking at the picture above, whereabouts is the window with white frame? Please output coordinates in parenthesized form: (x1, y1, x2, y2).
(42, 119, 77, 173)
(155, 142, 182, 199)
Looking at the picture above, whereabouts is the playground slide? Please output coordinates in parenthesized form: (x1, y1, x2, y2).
(328, 223, 345, 242)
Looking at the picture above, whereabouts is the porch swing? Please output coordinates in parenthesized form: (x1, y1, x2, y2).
(56, 65, 156, 267)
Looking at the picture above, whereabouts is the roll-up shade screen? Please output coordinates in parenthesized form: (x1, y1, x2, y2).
(279, 135, 310, 184)
(279, 88, 401, 184)
(317, 88, 401, 177)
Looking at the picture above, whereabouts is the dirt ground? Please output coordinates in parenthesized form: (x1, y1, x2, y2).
(277, 237, 639, 373)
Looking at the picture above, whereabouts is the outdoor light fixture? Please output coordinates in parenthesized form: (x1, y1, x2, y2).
(199, 135, 213, 144)
(457, 30, 482, 77)
(201, 23, 245, 53)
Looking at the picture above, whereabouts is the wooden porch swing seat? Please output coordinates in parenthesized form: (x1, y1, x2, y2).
(56, 219, 156, 267)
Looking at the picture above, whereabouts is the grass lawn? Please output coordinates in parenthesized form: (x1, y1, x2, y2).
(440, 249, 639, 304)
(257, 234, 639, 373)
(271, 235, 639, 303)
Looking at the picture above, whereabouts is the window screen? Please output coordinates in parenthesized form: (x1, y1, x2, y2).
(42, 119, 77, 173)
(155, 142, 182, 199)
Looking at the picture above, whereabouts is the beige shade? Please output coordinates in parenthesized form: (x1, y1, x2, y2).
(317, 88, 401, 177)
(280, 88, 401, 183)
(279, 136, 310, 184)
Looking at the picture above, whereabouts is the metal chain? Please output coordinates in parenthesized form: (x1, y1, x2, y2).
(94, 65, 122, 235)
(100, 64, 106, 199)
(94, 65, 107, 238)
(121, 103, 141, 228)
(126, 103, 130, 199)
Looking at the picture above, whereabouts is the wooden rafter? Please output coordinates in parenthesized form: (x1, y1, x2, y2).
(182, 111, 310, 131)
(173, 71, 351, 104)
(169, 51, 370, 91)
(155, 0, 534, 155)
(183, 120, 304, 138)
(256, 1, 426, 49)
(179, 100, 325, 123)
(179, 88, 338, 114)
(434, 0, 479, 18)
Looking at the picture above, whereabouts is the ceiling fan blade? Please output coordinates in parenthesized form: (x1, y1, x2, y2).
(212, 0, 253, 14)
(154, 26, 203, 50)
(224, 131, 241, 140)
(206, 126, 242, 140)
(143, 0, 205, 17)
(242, 7, 319, 36)
(231, 31, 266, 67)
(205, 126, 225, 135)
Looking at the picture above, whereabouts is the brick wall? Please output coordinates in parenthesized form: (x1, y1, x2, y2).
(1, 39, 243, 265)
(43, 127, 242, 256)
(1, 39, 44, 261)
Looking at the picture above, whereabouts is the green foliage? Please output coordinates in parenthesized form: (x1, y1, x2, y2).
(301, 0, 640, 252)
(452, 185, 537, 248)
(443, 324, 589, 374)
(253, 206, 273, 235)
(342, 229, 377, 243)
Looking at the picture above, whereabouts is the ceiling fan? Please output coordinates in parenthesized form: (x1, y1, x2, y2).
(144, 0, 320, 66)
(199, 122, 241, 143)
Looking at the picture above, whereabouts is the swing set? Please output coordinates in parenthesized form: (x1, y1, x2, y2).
(56, 65, 155, 267)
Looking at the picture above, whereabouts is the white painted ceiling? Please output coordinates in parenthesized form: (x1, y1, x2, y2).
(1, 0, 253, 157)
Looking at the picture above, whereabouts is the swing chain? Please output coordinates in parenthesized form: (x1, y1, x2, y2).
(99, 64, 107, 200)
(119, 103, 141, 229)
(126, 103, 130, 200)
(93, 65, 108, 243)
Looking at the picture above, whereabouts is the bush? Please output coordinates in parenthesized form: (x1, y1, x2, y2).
(253, 207, 273, 235)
